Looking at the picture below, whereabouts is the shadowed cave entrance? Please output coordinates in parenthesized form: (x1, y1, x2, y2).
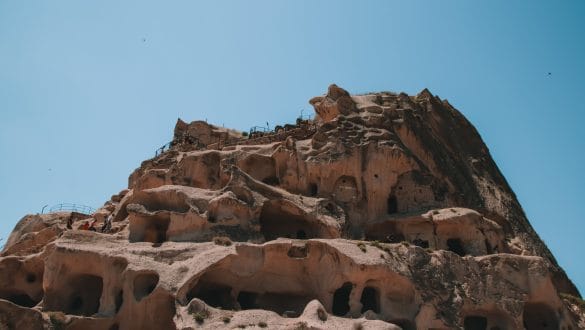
(464, 316, 487, 330)
(130, 216, 170, 244)
(133, 273, 159, 302)
(0, 290, 39, 307)
(237, 291, 313, 317)
(360, 286, 380, 313)
(186, 280, 315, 316)
(387, 195, 398, 214)
(447, 238, 466, 256)
(186, 281, 236, 310)
(332, 282, 353, 316)
(46, 274, 103, 316)
(523, 302, 559, 329)
(259, 201, 319, 240)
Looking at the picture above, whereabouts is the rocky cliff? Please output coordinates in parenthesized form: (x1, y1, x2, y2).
(1, 85, 583, 329)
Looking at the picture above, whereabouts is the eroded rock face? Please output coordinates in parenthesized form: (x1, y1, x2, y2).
(1, 84, 583, 329)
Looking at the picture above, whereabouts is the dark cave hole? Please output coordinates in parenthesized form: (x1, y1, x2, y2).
(64, 274, 103, 316)
(464, 316, 487, 330)
(412, 238, 429, 249)
(447, 238, 466, 256)
(523, 302, 559, 330)
(3, 292, 38, 308)
(387, 195, 398, 214)
(360, 286, 380, 313)
(259, 202, 317, 241)
(332, 282, 353, 316)
(309, 183, 318, 197)
(262, 176, 280, 186)
(237, 291, 258, 310)
(133, 273, 159, 302)
(187, 282, 235, 310)
(26, 273, 37, 283)
(296, 230, 307, 239)
(115, 290, 123, 313)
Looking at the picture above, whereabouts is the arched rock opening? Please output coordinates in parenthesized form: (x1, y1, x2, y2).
(0, 291, 38, 307)
(0, 258, 44, 308)
(129, 215, 170, 244)
(133, 272, 159, 302)
(46, 274, 103, 316)
(186, 281, 236, 310)
(237, 291, 313, 317)
(447, 238, 466, 256)
(332, 282, 353, 316)
(333, 176, 358, 203)
(523, 302, 559, 329)
(360, 286, 380, 313)
(259, 201, 320, 241)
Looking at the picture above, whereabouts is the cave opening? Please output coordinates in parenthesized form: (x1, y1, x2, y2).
(63, 274, 103, 316)
(262, 176, 280, 186)
(412, 238, 429, 249)
(134, 273, 159, 302)
(237, 291, 258, 309)
(130, 216, 171, 244)
(186, 282, 235, 310)
(309, 183, 318, 197)
(464, 316, 487, 330)
(360, 286, 380, 313)
(523, 302, 559, 330)
(296, 230, 307, 239)
(387, 195, 398, 214)
(115, 290, 123, 313)
(332, 282, 353, 316)
(237, 291, 312, 316)
(447, 238, 466, 256)
(0, 291, 38, 308)
(259, 202, 317, 241)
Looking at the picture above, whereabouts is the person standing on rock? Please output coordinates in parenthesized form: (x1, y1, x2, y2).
(101, 214, 112, 233)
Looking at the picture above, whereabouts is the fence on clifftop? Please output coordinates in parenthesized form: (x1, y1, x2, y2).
(42, 203, 96, 215)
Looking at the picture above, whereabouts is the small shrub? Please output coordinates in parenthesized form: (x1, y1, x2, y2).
(237, 325, 247, 329)
(213, 236, 232, 246)
(400, 241, 410, 246)
(357, 242, 367, 253)
(258, 321, 268, 328)
(242, 131, 249, 137)
(190, 309, 209, 324)
(222, 316, 231, 324)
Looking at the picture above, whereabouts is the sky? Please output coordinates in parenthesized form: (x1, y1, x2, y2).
(1, 1, 584, 293)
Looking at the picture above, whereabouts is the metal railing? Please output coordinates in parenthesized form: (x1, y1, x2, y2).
(155, 141, 173, 156)
(43, 203, 96, 215)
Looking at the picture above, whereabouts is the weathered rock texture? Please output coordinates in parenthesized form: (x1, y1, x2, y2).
(1, 84, 583, 329)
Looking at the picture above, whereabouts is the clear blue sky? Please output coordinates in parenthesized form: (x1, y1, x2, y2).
(1, 1, 583, 293)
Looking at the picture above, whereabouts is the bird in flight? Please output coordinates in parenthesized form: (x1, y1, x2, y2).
(142, 38, 147, 43)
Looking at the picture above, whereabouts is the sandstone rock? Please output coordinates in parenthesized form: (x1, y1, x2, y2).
(0, 85, 582, 329)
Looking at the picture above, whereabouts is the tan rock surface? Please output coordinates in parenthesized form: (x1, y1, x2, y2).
(1, 85, 583, 329)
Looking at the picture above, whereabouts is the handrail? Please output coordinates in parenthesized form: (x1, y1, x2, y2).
(45, 203, 95, 215)
(155, 141, 173, 156)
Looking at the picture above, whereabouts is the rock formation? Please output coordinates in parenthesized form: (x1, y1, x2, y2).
(1, 84, 583, 329)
